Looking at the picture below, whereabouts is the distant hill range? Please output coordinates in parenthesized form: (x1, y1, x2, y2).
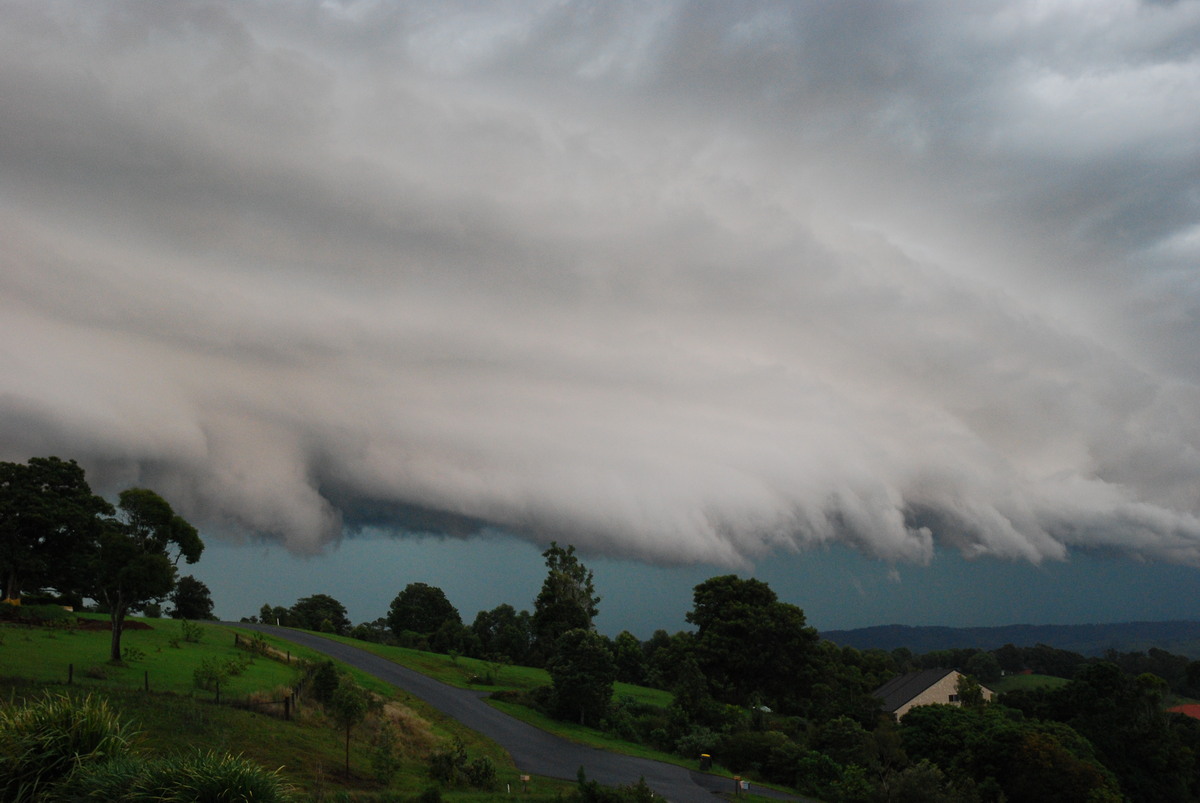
(820, 621, 1200, 659)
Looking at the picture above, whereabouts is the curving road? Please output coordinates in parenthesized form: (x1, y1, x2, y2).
(229, 624, 781, 801)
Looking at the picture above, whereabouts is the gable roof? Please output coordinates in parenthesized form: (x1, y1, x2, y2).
(1168, 704, 1200, 721)
(873, 668, 958, 713)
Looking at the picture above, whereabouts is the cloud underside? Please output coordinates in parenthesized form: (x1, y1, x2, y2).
(3, 0, 1200, 569)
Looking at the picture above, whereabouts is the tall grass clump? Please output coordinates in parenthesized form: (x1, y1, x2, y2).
(59, 750, 295, 802)
(0, 692, 132, 801)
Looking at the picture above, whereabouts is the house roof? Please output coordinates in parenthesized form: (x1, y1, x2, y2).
(873, 668, 958, 713)
(1168, 704, 1200, 721)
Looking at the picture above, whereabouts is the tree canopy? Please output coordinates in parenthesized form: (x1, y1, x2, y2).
(686, 574, 820, 713)
(546, 628, 616, 728)
(0, 457, 113, 602)
(89, 488, 204, 662)
(290, 594, 352, 635)
(387, 582, 461, 638)
(471, 603, 532, 665)
(169, 575, 216, 620)
(531, 542, 600, 662)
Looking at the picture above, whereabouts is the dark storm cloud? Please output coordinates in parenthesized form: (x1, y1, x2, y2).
(3, 0, 1200, 568)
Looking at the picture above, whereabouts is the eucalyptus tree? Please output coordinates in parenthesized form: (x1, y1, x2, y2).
(89, 488, 203, 662)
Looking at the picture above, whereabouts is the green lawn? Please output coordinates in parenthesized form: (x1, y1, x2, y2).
(990, 673, 1072, 694)
(1, 616, 300, 697)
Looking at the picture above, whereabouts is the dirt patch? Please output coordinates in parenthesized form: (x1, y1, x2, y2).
(0, 616, 155, 631)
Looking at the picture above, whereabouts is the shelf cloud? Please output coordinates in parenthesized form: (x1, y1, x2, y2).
(3, 0, 1200, 570)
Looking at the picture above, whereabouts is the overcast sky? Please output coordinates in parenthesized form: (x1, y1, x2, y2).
(3, 0, 1200, 633)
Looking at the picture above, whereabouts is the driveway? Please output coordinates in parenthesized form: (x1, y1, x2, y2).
(229, 624, 795, 802)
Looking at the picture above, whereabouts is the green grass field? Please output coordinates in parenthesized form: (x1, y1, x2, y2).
(1, 615, 300, 697)
(990, 673, 1072, 694)
(0, 617, 577, 800)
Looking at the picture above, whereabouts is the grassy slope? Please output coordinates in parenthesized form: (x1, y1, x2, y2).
(309, 632, 672, 706)
(284, 631, 763, 781)
(304, 633, 684, 758)
(0, 617, 575, 800)
(2, 614, 298, 695)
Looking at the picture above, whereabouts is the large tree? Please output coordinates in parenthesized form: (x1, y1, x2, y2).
(546, 628, 616, 727)
(471, 603, 532, 664)
(89, 488, 203, 662)
(686, 574, 820, 713)
(612, 630, 648, 685)
(531, 542, 600, 662)
(0, 457, 112, 602)
(387, 582, 460, 638)
(169, 574, 216, 620)
(290, 593, 351, 634)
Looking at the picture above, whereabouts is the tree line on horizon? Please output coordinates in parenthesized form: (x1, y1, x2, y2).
(250, 547, 1200, 802)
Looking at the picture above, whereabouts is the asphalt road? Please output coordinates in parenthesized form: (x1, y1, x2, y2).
(229, 624, 781, 802)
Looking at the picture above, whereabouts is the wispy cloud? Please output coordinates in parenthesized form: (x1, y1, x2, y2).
(3, 0, 1200, 569)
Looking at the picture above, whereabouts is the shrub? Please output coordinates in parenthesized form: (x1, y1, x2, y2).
(370, 723, 403, 784)
(426, 737, 496, 789)
(674, 726, 720, 761)
(0, 693, 133, 801)
(464, 756, 497, 790)
(718, 729, 790, 774)
(309, 660, 341, 705)
(428, 738, 468, 784)
(52, 755, 146, 799)
(180, 619, 204, 643)
(575, 769, 657, 802)
(45, 615, 75, 634)
(224, 653, 253, 678)
(59, 750, 295, 802)
(1, 604, 74, 625)
(193, 657, 229, 691)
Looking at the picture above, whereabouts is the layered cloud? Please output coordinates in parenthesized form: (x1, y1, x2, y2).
(3, 0, 1200, 568)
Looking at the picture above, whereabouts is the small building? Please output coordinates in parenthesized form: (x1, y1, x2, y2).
(873, 668, 995, 719)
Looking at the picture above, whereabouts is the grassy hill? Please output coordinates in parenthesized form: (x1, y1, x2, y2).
(0, 613, 574, 800)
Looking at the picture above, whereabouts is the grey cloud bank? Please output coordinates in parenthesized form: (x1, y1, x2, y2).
(3, 1, 1200, 576)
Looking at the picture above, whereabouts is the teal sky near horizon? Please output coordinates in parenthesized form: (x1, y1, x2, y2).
(189, 532, 1200, 639)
